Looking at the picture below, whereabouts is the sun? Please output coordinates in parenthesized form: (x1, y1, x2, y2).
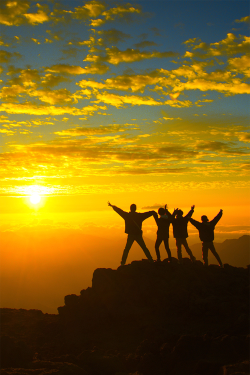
(30, 193, 41, 205)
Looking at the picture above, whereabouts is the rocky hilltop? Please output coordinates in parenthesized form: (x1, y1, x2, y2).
(1, 258, 249, 375)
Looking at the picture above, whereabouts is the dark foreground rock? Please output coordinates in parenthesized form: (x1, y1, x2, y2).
(1, 259, 249, 375)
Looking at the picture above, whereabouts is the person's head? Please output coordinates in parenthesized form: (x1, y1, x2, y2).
(201, 215, 209, 222)
(176, 209, 183, 217)
(158, 207, 165, 216)
(130, 204, 137, 212)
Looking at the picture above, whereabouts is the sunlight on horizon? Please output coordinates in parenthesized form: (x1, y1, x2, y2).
(30, 192, 41, 205)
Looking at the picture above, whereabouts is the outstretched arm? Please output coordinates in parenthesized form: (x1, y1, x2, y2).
(189, 217, 200, 229)
(210, 209, 223, 226)
(141, 210, 157, 221)
(107, 202, 127, 219)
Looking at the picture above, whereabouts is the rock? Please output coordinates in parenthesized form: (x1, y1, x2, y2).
(0, 335, 34, 368)
(219, 360, 250, 375)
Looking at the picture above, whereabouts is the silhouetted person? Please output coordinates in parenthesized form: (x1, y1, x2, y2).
(153, 205, 172, 262)
(108, 202, 155, 266)
(172, 205, 196, 263)
(189, 210, 223, 267)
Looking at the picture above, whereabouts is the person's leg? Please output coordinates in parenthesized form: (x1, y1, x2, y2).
(135, 235, 154, 261)
(182, 238, 196, 262)
(202, 242, 209, 266)
(163, 238, 172, 261)
(176, 238, 182, 263)
(155, 236, 162, 261)
(208, 242, 223, 267)
(121, 235, 134, 265)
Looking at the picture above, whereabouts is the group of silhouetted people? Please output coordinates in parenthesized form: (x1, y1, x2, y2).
(108, 202, 223, 268)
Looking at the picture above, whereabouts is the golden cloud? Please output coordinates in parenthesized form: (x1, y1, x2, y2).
(0, 102, 103, 116)
(24, 4, 49, 25)
(0, 50, 21, 63)
(105, 47, 179, 65)
(228, 55, 250, 77)
(0, 1, 50, 26)
(0, 0, 30, 26)
(93, 91, 163, 107)
(45, 64, 87, 75)
(102, 4, 141, 21)
(185, 34, 250, 59)
(54, 124, 129, 136)
(71, 1, 105, 20)
(195, 140, 250, 155)
(41, 74, 70, 88)
(29, 88, 75, 105)
(235, 15, 250, 24)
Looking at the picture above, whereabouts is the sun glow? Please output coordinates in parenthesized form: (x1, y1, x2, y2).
(30, 193, 41, 205)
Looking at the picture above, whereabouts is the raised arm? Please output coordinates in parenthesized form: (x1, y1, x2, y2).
(210, 209, 223, 226)
(172, 208, 178, 218)
(185, 205, 195, 219)
(163, 204, 173, 220)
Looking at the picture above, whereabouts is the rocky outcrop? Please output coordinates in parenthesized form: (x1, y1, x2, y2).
(58, 259, 249, 334)
(1, 259, 249, 375)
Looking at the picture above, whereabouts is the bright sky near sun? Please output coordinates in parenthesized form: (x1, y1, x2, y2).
(0, 0, 249, 312)
(0, 0, 249, 226)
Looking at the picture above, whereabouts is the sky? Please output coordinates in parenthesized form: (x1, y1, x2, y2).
(0, 0, 249, 312)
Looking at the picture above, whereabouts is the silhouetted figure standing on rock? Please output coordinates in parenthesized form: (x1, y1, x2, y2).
(172, 205, 196, 263)
(190, 210, 223, 267)
(153, 205, 173, 262)
(108, 202, 155, 266)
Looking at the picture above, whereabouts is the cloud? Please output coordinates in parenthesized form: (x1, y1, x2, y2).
(141, 204, 165, 210)
(105, 46, 179, 65)
(0, 0, 30, 26)
(237, 133, 250, 143)
(41, 74, 70, 88)
(228, 55, 250, 77)
(0, 0, 50, 26)
(195, 99, 214, 107)
(235, 15, 250, 24)
(195, 141, 250, 155)
(78, 72, 163, 92)
(93, 91, 163, 107)
(0, 102, 104, 116)
(0, 128, 15, 135)
(184, 34, 250, 59)
(54, 124, 131, 136)
(23, 4, 49, 25)
(0, 84, 26, 102)
(97, 29, 131, 45)
(158, 144, 199, 159)
(29, 88, 76, 105)
(45, 64, 87, 75)
(70, 1, 106, 20)
(102, 3, 141, 22)
(0, 50, 21, 63)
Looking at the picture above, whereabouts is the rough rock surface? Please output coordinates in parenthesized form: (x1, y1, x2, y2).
(1, 258, 249, 375)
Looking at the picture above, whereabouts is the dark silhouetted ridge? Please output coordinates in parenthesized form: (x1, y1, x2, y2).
(1, 259, 249, 375)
